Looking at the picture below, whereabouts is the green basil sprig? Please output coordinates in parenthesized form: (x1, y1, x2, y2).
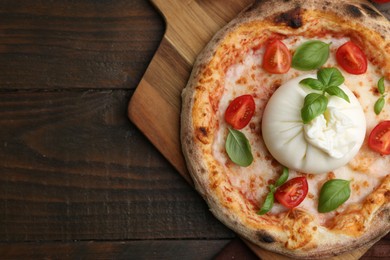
(258, 191, 275, 215)
(374, 77, 387, 115)
(258, 167, 289, 215)
(318, 179, 351, 213)
(300, 67, 350, 124)
(274, 166, 289, 187)
(292, 40, 331, 71)
(225, 128, 253, 167)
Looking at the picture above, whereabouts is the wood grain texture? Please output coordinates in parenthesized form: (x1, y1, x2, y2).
(129, 0, 254, 183)
(128, 0, 390, 259)
(0, 90, 232, 241)
(0, 240, 231, 260)
(0, 0, 163, 89)
(0, 0, 236, 258)
(1, 236, 389, 259)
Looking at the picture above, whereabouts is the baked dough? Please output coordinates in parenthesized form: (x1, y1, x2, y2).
(181, 0, 390, 258)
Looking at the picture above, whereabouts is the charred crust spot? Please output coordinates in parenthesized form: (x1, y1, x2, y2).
(257, 231, 275, 243)
(274, 7, 303, 29)
(371, 86, 380, 95)
(245, 1, 261, 14)
(345, 4, 362, 18)
(322, 1, 330, 10)
(196, 126, 210, 144)
(199, 127, 208, 137)
(361, 4, 381, 18)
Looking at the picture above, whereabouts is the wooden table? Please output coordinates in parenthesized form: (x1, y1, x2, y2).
(0, 0, 388, 259)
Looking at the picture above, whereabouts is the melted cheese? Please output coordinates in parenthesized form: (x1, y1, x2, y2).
(212, 35, 390, 219)
(304, 106, 357, 159)
(261, 74, 366, 174)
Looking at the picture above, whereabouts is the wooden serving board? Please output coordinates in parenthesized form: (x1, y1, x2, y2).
(128, 0, 390, 259)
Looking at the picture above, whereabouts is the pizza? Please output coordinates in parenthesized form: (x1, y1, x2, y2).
(180, 0, 390, 258)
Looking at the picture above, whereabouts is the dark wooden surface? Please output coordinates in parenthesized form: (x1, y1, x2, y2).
(0, 0, 388, 259)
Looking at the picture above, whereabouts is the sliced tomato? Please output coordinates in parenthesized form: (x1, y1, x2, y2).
(225, 95, 255, 129)
(368, 121, 390, 155)
(262, 39, 291, 74)
(336, 41, 367, 75)
(275, 177, 308, 208)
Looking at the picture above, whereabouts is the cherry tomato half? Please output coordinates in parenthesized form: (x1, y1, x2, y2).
(336, 41, 367, 75)
(275, 177, 308, 208)
(262, 39, 291, 74)
(225, 95, 255, 129)
(368, 121, 390, 155)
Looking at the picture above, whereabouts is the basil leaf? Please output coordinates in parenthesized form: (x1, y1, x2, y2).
(257, 167, 288, 215)
(269, 184, 276, 193)
(300, 78, 324, 91)
(318, 179, 351, 213)
(301, 93, 328, 124)
(325, 86, 350, 103)
(275, 167, 289, 187)
(318, 67, 345, 88)
(374, 97, 385, 115)
(258, 191, 274, 215)
(292, 40, 330, 71)
(378, 77, 385, 95)
(225, 128, 253, 167)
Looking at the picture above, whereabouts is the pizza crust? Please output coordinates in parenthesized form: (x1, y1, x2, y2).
(181, 0, 390, 258)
